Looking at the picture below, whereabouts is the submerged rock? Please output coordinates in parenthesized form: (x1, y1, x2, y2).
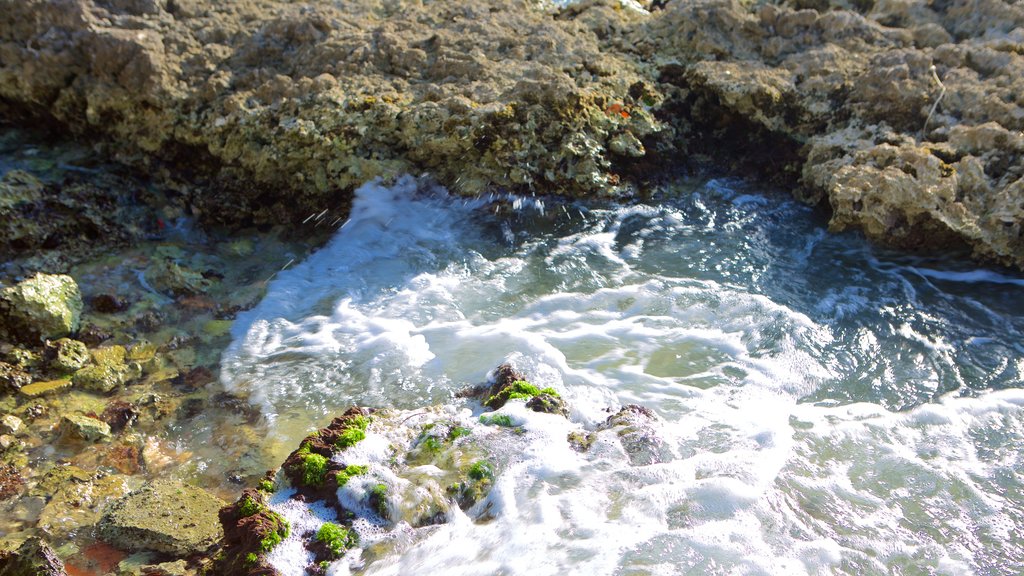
(58, 414, 112, 442)
(0, 275, 83, 344)
(0, 537, 67, 576)
(98, 479, 226, 557)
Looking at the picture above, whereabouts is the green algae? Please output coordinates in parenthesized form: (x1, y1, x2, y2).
(302, 453, 328, 487)
(316, 522, 358, 558)
(259, 511, 290, 553)
(484, 379, 558, 409)
(468, 460, 494, 482)
(336, 464, 368, 487)
(479, 414, 515, 427)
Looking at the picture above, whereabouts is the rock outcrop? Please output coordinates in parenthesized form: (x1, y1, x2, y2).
(0, 0, 1021, 266)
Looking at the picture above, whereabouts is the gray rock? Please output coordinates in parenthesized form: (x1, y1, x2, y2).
(0, 275, 83, 343)
(99, 480, 226, 557)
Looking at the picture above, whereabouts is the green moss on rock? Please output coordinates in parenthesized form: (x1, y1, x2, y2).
(0, 274, 83, 343)
(315, 522, 357, 558)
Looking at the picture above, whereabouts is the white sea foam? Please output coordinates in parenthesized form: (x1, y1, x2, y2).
(223, 177, 1024, 574)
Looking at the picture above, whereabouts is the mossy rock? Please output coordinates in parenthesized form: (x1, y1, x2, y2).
(72, 365, 130, 394)
(48, 339, 90, 373)
(57, 414, 111, 442)
(0, 274, 83, 344)
(98, 479, 226, 557)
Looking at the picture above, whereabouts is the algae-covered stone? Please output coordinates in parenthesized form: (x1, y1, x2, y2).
(99, 479, 226, 556)
(0, 275, 83, 343)
(48, 339, 90, 373)
(0, 537, 67, 576)
(37, 473, 134, 539)
(58, 414, 112, 442)
(72, 346, 138, 393)
(72, 365, 129, 394)
(18, 378, 72, 398)
(0, 363, 31, 393)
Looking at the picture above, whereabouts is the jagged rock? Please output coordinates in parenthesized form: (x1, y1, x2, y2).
(0, 537, 67, 576)
(98, 479, 226, 556)
(58, 414, 112, 442)
(0, 363, 31, 393)
(598, 404, 671, 466)
(0, 275, 83, 344)
(47, 339, 90, 373)
(72, 345, 139, 393)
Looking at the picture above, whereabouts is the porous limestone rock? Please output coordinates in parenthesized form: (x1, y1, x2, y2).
(98, 479, 226, 556)
(0, 275, 83, 343)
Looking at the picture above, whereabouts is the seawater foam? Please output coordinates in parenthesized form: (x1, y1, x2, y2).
(224, 177, 1024, 574)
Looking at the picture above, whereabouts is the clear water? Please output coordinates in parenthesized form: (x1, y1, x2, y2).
(221, 175, 1024, 575)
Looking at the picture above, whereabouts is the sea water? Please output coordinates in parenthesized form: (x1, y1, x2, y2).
(220, 175, 1024, 575)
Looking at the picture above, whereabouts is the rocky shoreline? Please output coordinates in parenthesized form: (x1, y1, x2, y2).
(1, 0, 1022, 267)
(1, 0, 1024, 574)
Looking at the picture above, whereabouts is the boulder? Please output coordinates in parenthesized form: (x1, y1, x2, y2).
(0, 275, 83, 343)
(98, 480, 226, 556)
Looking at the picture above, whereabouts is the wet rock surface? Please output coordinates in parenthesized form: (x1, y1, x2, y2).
(0, 275, 83, 344)
(0, 537, 67, 576)
(98, 479, 226, 557)
(0, 0, 1021, 266)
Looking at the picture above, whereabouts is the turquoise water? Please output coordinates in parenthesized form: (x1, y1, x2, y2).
(222, 176, 1024, 575)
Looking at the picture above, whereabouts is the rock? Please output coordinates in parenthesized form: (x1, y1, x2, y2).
(18, 379, 72, 398)
(37, 474, 134, 539)
(47, 339, 90, 373)
(0, 464, 25, 501)
(598, 404, 671, 466)
(0, 415, 22, 436)
(58, 414, 112, 442)
(0, 274, 83, 343)
(0, 363, 31, 393)
(525, 393, 569, 417)
(72, 346, 139, 394)
(0, 537, 67, 576)
(91, 294, 130, 314)
(98, 479, 226, 556)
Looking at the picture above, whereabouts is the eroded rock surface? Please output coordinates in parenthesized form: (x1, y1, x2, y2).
(98, 479, 226, 556)
(0, 0, 1021, 265)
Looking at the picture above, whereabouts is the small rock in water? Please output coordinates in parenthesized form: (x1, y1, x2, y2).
(0, 463, 25, 501)
(46, 338, 90, 373)
(0, 362, 32, 392)
(98, 479, 226, 557)
(58, 414, 112, 442)
(0, 414, 23, 435)
(91, 294, 130, 313)
(0, 274, 83, 343)
(599, 404, 671, 466)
